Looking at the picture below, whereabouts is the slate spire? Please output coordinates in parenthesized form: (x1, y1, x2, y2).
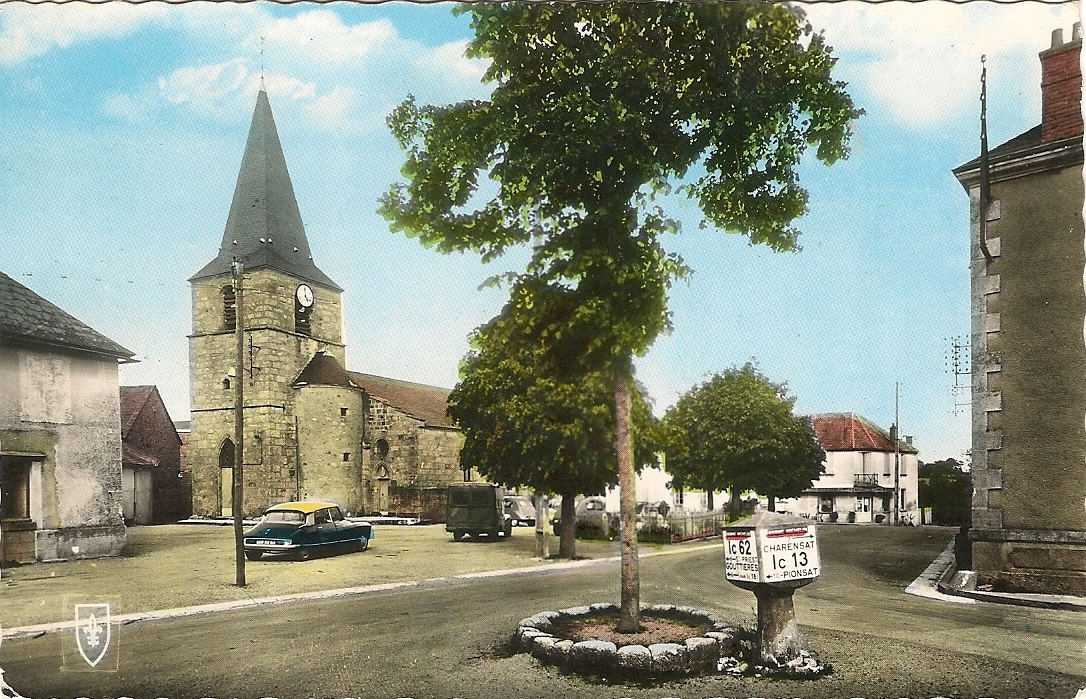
(190, 90, 340, 290)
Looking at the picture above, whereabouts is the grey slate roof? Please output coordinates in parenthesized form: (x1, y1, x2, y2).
(190, 90, 341, 291)
(953, 124, 1044, 173)
(0, 271, 135, 361)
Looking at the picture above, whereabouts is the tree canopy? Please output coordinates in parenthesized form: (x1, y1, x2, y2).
(449, 281, 662, 498)
(663, 364, 825, 509)
(381, 0, 858, 631)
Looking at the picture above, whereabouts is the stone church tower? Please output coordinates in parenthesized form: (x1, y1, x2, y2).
(188, 89, 363, 517)
(187, 90, 465, 520)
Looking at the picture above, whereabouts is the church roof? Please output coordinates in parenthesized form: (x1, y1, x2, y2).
(348, 371, 455, 428)
(190, 90, 341, 291)
(810, 413, 918, 454)
(0, 270, 135, 361)
(294, 351, 358, 389)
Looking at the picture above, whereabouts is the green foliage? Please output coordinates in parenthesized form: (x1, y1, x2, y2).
(663, 364, 825, 500)
(381, 1, 861, 371)
(918, 458, 971, 526)
(448, 280, 663, 497)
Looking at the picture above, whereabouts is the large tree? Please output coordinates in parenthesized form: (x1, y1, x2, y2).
(381, 2, 858, 631)
(450, 280, 662, 559)
(663, 364, 826, 515)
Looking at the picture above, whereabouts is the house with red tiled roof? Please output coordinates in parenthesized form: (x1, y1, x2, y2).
(186, 91, 466, 522)
(120, 386, 188, 524)
(778, 413, 919, 524)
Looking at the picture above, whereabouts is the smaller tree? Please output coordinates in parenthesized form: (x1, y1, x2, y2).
(663, 364, 824, 516)
(448, 281, 662, 558)
(918, 458, 972, 527)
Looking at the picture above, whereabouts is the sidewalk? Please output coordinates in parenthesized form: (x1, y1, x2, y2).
(906, 539, 1086, 612)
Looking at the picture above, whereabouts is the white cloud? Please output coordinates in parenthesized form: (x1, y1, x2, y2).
(100, 7, 491, 133)
(0, 3, 166, 66)
(427, 40, 489, 83)
(801, 1, 1081, 127)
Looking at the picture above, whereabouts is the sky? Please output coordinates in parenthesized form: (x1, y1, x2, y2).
(0, 0, 1080, 465)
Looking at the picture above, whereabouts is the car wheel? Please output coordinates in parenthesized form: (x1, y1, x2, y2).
(297, 548, 313, 561)
(358, 538, 369, 552)
(244, 550, 263, 561)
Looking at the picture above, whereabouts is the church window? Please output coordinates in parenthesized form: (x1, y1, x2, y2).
(341, 407, 348, 417)
(223, 285, 237, 330)
(343, 452, 351, 462)
(376, 439, 390, 459)
(223, 378, 231, 390)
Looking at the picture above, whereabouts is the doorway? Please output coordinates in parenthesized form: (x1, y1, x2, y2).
(219, 440, 234, 517)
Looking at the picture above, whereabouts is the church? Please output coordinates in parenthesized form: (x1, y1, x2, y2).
(186, 89, 465, 521)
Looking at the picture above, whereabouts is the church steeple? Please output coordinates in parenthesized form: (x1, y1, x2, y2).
(190, 90, 340, 291)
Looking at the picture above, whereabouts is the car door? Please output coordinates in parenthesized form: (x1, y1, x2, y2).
(313, 508, 338, 545)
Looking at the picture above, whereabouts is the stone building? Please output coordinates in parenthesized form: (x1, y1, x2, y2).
(0, 270, 134, 563)
(952, 25, 1086, 594)
(187, 90, 464, 521)
(120, 385, 187, 524)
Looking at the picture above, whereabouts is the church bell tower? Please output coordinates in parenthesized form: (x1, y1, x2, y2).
(187, 89, 347, 517)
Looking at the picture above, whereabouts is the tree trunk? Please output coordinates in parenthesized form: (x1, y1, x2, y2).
(615, 373, 640, 633)
(768, 494, 776, 512)
(559, 489, 577, 559)
(729, 489, 740, 522)
(706, 489, 714, 512)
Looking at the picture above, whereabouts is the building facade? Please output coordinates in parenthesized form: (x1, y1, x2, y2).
(953, 26, 1086, 594)
(187, 90, 463, 521)
(0, 271, 134, 563)
(120, 385, 187, 525)
(781, 413, 919, 524)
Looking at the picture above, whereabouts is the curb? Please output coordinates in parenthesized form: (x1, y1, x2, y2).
(1, 541, 720, 641)
(906, 540, 1086, 612)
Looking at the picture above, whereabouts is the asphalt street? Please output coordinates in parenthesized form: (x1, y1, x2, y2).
(2, 528, 1084, 699)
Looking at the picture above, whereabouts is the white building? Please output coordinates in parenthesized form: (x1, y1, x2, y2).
(780, 413, 919, 524)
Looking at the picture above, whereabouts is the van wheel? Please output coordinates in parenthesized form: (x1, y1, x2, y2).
(504, 520, 512, 538)
(453, 530, 465, 541)
(487, 529, 499, 540)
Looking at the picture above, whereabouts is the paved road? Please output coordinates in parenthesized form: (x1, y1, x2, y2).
(2, 528, 1084, 698)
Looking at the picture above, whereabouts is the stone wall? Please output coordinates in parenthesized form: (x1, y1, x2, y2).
(295, 384, 366, 512)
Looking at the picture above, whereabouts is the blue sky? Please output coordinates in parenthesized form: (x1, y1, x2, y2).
(1, 1, 1079, 464)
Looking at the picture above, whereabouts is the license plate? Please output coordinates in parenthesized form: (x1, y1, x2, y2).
(256, 539, 280, 546)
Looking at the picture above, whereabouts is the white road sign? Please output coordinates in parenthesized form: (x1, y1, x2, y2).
(724, 529, 760, 582)
(759, 525, 820, 583)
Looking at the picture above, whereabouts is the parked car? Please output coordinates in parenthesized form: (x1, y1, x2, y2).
(636, 500, 671, 531)
(503, 495, 537, 527)
(243, 501, 373, 561)
(447, 483, 512, 541)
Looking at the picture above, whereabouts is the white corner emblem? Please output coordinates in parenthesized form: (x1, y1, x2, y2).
(75, 603, 111, 668)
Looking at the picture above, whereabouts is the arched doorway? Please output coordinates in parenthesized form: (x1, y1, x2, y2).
(219, 439, 235, 518)
(375, 463, 390, 514)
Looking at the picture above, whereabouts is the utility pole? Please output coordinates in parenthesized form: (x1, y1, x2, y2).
(893, 382, 901, 526)
(232, 260, 246, 588)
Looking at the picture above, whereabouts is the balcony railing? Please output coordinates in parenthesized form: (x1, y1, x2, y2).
(854, 473, 880, 487)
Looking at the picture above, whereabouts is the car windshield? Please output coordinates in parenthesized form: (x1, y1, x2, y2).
(263, 510, 305, 523)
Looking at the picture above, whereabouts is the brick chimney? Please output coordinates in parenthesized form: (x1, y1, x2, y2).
(1040, 22, 1083, 142)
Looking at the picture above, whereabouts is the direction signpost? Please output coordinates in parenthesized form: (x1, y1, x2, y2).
(724, 511, 822, 671)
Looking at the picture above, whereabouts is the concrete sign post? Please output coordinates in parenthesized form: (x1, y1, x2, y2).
(724, 511, 821, 669)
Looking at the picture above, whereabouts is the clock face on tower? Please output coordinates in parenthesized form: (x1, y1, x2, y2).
(296, 284, 314, 308)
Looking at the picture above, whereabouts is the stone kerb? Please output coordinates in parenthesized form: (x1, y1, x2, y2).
(516, 603, 739, 679)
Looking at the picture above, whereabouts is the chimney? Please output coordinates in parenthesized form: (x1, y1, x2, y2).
(1040, 23, 1083, 142)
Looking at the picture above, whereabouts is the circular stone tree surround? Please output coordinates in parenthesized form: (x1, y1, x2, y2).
(516, 603, 740, 679)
